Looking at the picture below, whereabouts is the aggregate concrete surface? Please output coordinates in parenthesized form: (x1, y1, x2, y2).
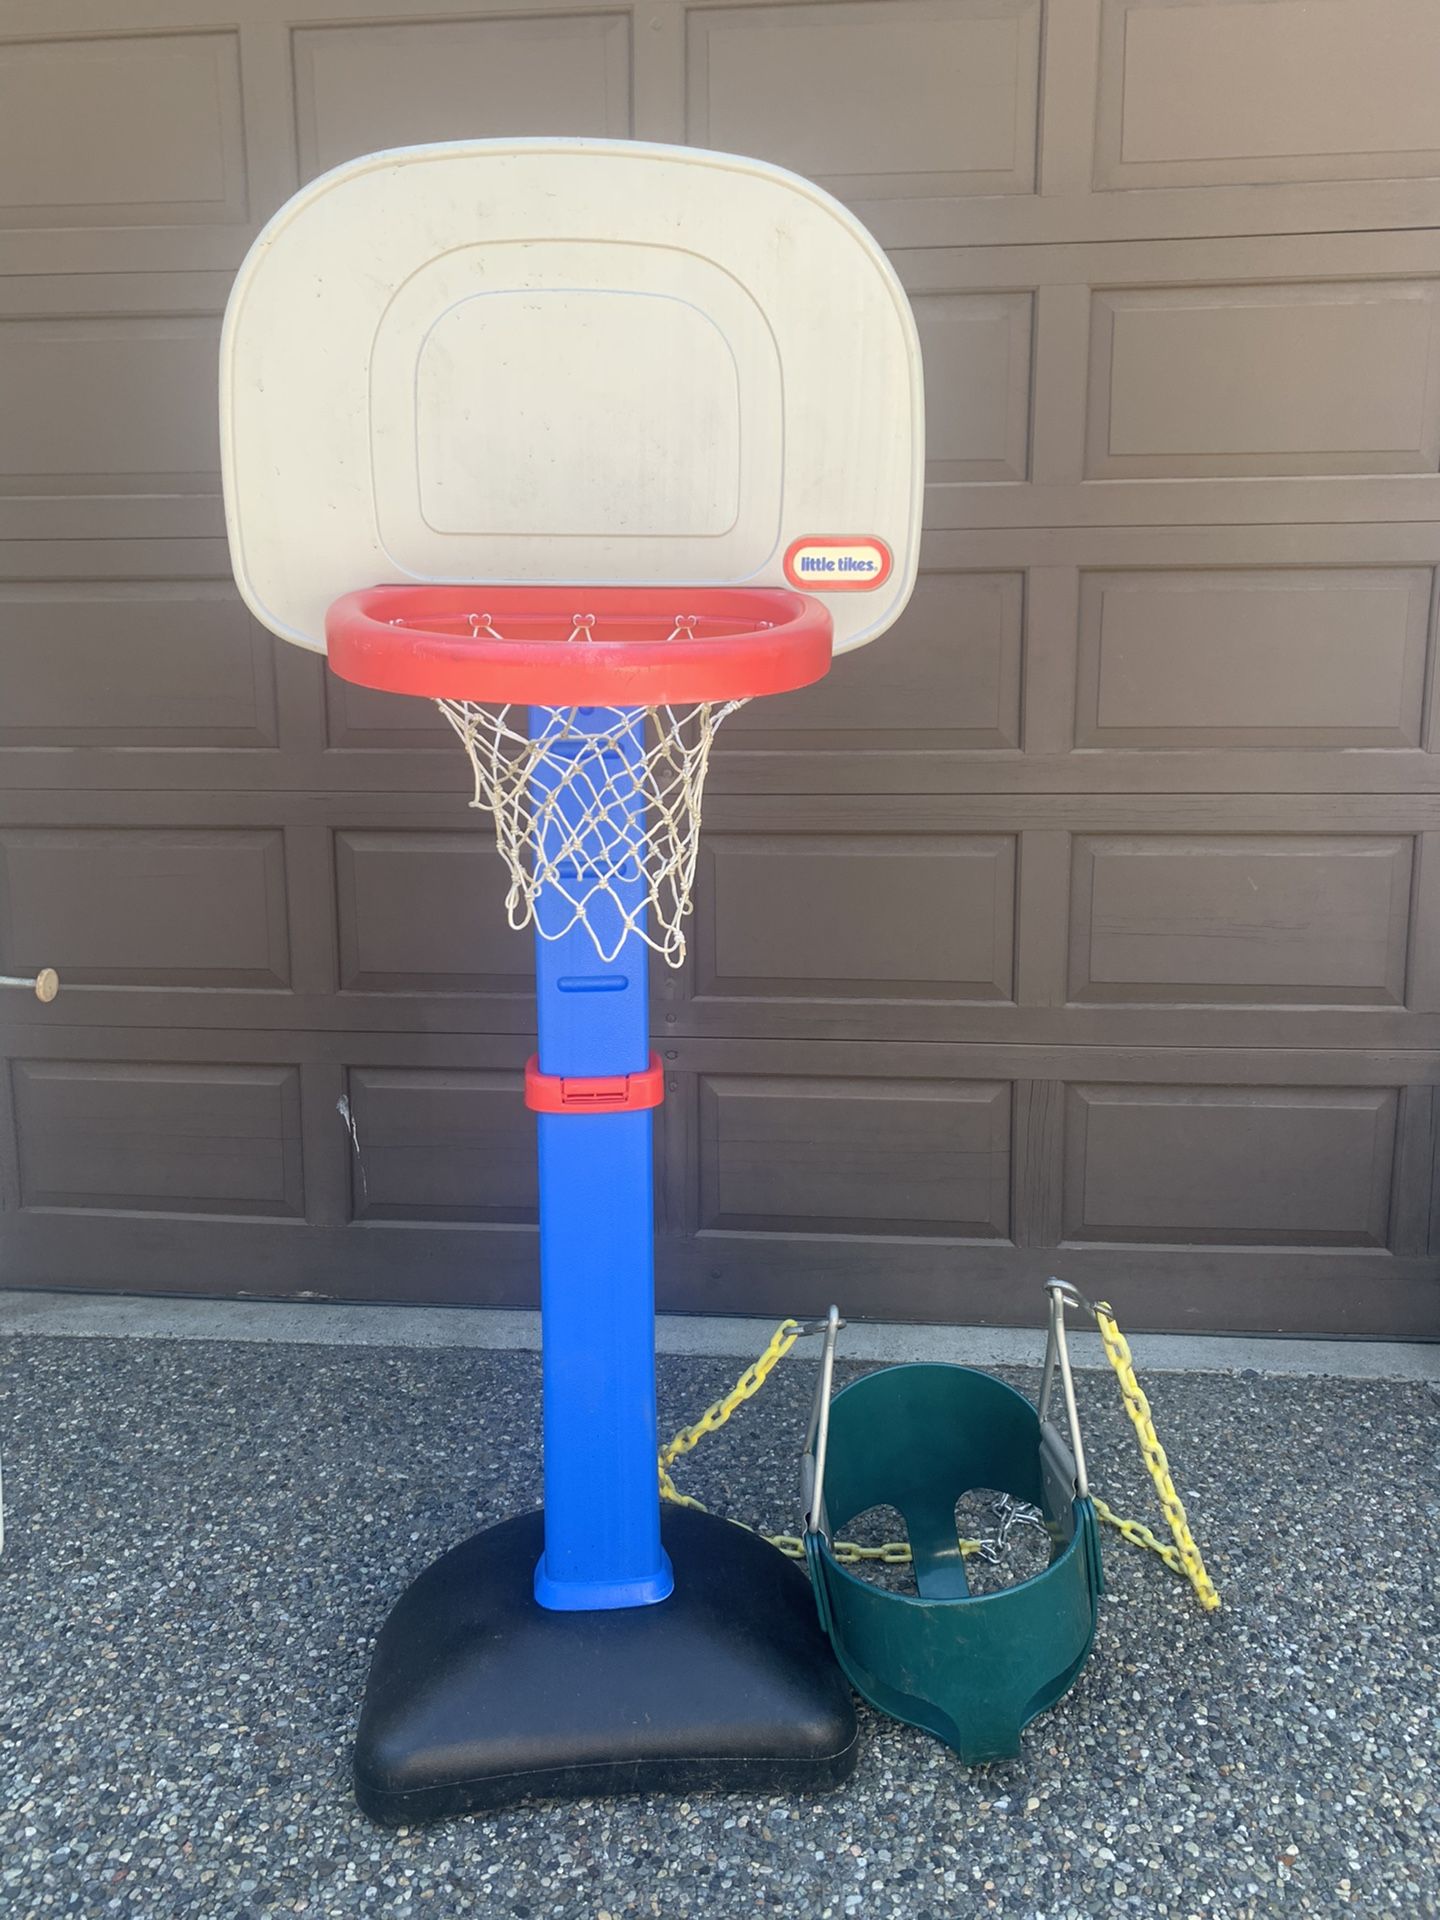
(0, 1334, 1435, 1919)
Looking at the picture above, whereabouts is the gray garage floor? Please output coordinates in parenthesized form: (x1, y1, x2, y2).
(0, 1328, 1435, 1919)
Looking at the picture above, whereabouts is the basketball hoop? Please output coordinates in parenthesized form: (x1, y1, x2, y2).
(326, 584, 832, 966)
(224, 135, 923, 1816)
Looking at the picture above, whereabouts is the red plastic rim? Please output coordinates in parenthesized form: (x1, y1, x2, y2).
(325, 584, 833, 704)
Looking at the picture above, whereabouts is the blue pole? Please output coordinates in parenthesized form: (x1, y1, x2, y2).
(529, 706, 674, 1612)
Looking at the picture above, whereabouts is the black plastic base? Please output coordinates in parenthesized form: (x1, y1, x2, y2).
(354, 1505, 859, 1823)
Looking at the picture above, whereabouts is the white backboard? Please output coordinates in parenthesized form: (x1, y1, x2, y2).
(220, 139, 923, 657)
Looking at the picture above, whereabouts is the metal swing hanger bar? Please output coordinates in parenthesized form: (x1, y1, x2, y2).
(1037, 1278, 1091, 1501)
(801, 1306, 845, 1545)
(801, 1287, 1095, 1545)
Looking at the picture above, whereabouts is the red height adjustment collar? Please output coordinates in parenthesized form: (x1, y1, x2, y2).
(525, 1053, 666, 1116)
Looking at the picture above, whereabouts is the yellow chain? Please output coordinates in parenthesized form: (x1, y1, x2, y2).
(657, 1305, 1219, 1610)
(764, 1534, 935, 1565)
(657, 1318, 801, 1511)
(1091, 1303, 1221, 1612)
(656, 1321, 983, 1560)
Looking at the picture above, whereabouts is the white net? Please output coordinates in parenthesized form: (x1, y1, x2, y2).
(436, 613, 745, 967)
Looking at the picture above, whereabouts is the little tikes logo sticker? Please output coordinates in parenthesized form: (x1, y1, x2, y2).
(784, 536, 892, 592)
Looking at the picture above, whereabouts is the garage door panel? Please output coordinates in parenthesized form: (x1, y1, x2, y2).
(293, 10, 633, 179)
(696, 1073, 1012, 1239)
(0, 309, 224, 543)
(1405, 836, 1440, 1017)
(1068, 835, 1414, 1009)
(1087, 281, 1440, 481)
(1062, 1083, 1398, 1251)
(334, 830, 530, 993)
(1075, 567, 1433, 751)
(0, 580, 277, 748)
(345, 1067, 535, 1223)
(0, 314, 221, 486)
(913, 292, 1033, 483)
(1094, 0, 1440, 193)
(686, 0, 1041, 202)
(9, 1059, 303, 1218)
(694, 832, 1016, 1003)
(0, 826, 291, 990)
(0, 29, 248, 230)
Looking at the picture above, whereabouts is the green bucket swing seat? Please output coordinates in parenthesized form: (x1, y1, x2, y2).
(802, 1285, 1105, 1763)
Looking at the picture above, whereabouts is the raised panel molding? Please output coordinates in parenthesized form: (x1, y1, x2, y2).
(1062, 1082, 1398, 1248)
(1068, 835, 1414, 1008)
(11, 1061, 303, 1218)
(698, 1074, 1012, 1237)
(0, 315, 221, 491)
(1095, 0, 1440, 192)
(0, 828, 291, 989)
(1075, 567, 1433, 750)
(0, 582, 278, 749)
(0, 32, 246, 229)
(345, 1068, 535, 1223)
(686, 0, 1041, 199)
(913, 292, 1034, 483)
(292, 13, 632, 178)
(1087, 281, 1440, 479)
(333, 831, 531, 992)
(695, 833, 1017, 1003)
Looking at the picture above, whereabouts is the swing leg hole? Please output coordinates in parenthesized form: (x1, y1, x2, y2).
(837, 1506, 915, 1593)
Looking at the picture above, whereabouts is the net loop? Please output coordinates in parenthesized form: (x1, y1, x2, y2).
(437, 612, 744, 967)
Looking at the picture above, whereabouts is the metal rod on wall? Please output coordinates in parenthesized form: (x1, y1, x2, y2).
(0, 969, 59, 1002)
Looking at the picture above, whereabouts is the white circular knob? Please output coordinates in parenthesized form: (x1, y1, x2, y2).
(2, 968, 60, 1001)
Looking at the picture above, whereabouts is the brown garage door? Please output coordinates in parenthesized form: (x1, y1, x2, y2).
(2, 0, 1439, 1336)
